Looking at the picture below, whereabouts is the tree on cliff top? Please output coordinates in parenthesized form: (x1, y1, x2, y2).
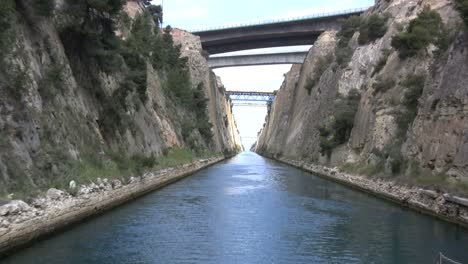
(147, 4, 163, 25)
(86, 0, 125, 15)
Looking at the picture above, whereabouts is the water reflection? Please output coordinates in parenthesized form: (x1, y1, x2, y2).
(3, 152, 468, 264)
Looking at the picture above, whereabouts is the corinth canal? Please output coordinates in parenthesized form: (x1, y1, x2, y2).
(4, 152, 468, 263)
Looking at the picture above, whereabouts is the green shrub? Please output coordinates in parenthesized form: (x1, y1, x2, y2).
(394, 73, 425, 138)
(372, 49, 391, 76)
(372, 76, 395, 95)
(319, 89, 361, 157)
(335, 46, 354, 66)
(401, 73, 425, 111)
(304, 78, 314, 95)
(335, 16, 362, 67)
(0, 0, 16, 57)
(147, 4, 163, 25)
(341, 161, 384, 177)
(4, 66, 28, 100)
(454, 0, 468, 27)
(39, 62, 64, 99)
(34, 0, 55, 17)
(337, 16, 362, 42)
(86, 0, 125, 15)
(391, 6, 447, 58)
(166, 68, 193, 104)
(358, 14, 389, 45)
(125, 11, 154, 56)
(319, 136, 337, 158)
(304, 55, 332, 95)
(192, 83, 213, 143)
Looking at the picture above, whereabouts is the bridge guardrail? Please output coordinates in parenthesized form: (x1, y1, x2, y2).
(190, 6, 370, 33)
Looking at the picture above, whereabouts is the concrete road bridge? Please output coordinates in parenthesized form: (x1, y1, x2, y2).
(192, 7, 369, 54)
(208, 51, 308, 69)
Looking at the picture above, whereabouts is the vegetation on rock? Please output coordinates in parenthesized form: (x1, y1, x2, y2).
(335, 16, 361, 66)
(391, 6, 448, 58)
(358, 14, 389, 45)
(0, 1, 228, 200)
(0, 0, 17, 77)
(319, 89, 361, 157)
(372, 49, 391, 76)
(304, 54, 332, 95)
(335, 14, 388, 67)
(454, 0, 468, 27)
(34, 0, 55, 17)
(372, 76, 395, 95)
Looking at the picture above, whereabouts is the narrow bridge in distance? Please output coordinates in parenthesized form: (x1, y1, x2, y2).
(226, 91, 275, 102)
(192, 7, 369, 54)
(208, 51, 308, 69)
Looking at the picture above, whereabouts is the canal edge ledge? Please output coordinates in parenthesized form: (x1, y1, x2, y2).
(0, 155, 234, 258)
(260, 154, 468, 230)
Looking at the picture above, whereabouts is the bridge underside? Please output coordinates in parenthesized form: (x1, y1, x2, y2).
(193, 9, 366, 54)
(202, 34, 319, 54)
(209, 52, 308, 69)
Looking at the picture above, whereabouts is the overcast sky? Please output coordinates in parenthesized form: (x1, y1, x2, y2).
(151, 0, 373, 149)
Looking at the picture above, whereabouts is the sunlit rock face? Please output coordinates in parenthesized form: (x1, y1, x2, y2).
(172, 29, 242, 153)
(0, 2, 240, 197)
(256, 0, 468, 184)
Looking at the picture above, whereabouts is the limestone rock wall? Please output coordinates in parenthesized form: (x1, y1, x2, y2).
(172, 30, 242, 153)
(0, 0, 240, 197)
(256, 0, 468, 188)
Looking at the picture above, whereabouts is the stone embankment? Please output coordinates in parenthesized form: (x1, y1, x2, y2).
(0, 156, 225, 257)
(269, 156, 468, 229)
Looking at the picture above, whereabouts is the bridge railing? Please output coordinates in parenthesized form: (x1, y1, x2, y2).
(190, 6, 370, 33)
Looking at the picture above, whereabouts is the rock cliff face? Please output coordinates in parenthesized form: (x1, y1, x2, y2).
(256, 0, 468, 193)
(0, 0, 241, 199)
(172, 30, 242, 153)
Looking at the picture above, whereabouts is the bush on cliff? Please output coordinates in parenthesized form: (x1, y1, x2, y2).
(0, 0, 28, 100)
(372, 49, 391, 76)
(358, 14, 389, 45)
(319, 89, 361, 157)
(391, 6, 447, 58)
(334, 14, 388, 67)
(0, 0, 16, 59)
(34, 0, 55, 17)
(304, 54, 333, 95)
(335, 16, 361, 67)
(86, 0, 125, 15)
(454, 0, 468, 27)
(372, 76, 395, 95)
(147, 4, 163, 25)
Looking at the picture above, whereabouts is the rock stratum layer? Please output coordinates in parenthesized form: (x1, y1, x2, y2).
(256, 0, 468, 196)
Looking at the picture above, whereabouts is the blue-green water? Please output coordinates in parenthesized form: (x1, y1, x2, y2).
(3, 152, 468, 263)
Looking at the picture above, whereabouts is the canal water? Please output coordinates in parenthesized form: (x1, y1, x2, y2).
(3, 152, 468, 263)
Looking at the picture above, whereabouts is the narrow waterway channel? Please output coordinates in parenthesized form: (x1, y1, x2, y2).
(4, 152, 468, 263)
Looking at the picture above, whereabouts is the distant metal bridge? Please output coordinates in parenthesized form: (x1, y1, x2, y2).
(226, 91, 275, 102)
